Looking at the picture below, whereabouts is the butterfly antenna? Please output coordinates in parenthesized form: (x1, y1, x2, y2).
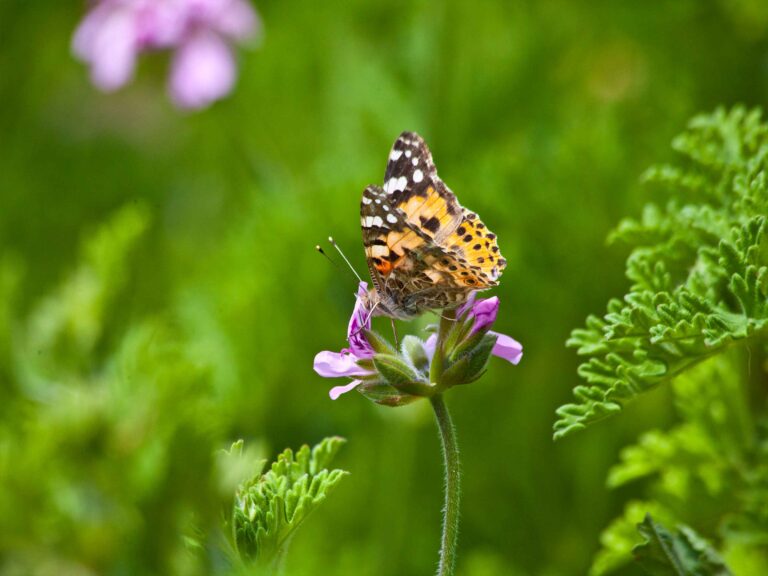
(328, 236, 364, 283)
(316, 245, 342, 270)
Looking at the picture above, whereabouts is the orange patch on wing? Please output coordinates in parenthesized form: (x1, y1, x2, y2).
(386, 229, 428, 254)
(399, 186, 460, 240)
(375, 260, 393, 275)
(444, 209, 506, 286)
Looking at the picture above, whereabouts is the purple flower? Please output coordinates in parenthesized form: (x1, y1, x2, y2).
(489, 332, 523, 365)
(458, 293, 523, 365)
(72, 0, 260, 109)
(314, 282, 375, 399)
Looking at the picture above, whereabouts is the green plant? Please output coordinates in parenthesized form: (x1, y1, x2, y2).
(226, 436, 348, 571)
(556, 107, 768, 574)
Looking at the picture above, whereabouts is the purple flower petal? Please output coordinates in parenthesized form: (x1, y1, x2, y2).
(213, 0, 260, 40)
(490, 331, 523, 365)
(469, 296, 499, 334)
(135, 2, 187, 48)
(313, 350, 373, 378)
(347, 281, 374, 358)
(423, 334, 438, 362)
(169, 30, 236, 109)
(73, 4, 139, 91)
(329, 380, 362, 400)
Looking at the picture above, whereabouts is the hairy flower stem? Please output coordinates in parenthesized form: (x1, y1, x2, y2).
(431, 394, 460, 576)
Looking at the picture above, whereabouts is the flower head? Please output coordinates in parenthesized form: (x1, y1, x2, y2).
(315, 286, 523, 404)
(72, 0, 260, 109)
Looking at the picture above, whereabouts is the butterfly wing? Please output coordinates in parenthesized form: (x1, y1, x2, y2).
(360, 131, 506, 317)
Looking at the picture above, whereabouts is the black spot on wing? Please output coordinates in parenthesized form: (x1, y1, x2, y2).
(420, 216, 441, 233)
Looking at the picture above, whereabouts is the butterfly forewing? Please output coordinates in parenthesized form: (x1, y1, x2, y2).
(382, 132, 464, 244)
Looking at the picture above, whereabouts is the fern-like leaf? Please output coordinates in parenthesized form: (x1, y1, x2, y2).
(555, 107, 768, 439)
(232, 436, 348, 563)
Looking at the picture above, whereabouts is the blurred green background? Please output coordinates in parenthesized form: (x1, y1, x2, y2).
(2, 1, 768, 574)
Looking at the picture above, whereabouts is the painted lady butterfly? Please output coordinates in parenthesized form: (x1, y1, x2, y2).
(361, 131, 506, 319)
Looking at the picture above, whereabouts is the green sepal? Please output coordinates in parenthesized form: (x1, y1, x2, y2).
(364, 330, 396, 355)
(442, 317, 473, 357)
(401, 335, 430, 374)
(357, 380, 419, 406)
(439, 333, 497, 388)
(373, 353, 424, 386)
(449, 326, 491, 361)
(355, 357, 376, 374)
(429, 339, 444, 385)
(461, 333, 497, 383)
(438, 355, 472, 388)
(393, 380, 437, 397)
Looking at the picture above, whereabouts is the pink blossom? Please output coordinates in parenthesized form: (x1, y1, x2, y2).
(72, 0, 260, 109)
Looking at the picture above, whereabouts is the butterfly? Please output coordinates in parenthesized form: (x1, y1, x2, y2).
(360, 131, 506, 319)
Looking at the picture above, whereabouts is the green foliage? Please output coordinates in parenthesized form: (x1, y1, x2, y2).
(590, 351, 768, 574)
(633, 515, 731, 576)
(561, 107, 768, 575)
(0, 205, 222, 575)
(231, 437, 348, 564)
(7, 1, 768, 573)
(590, 501, 676, 576)
(556, 107, 768, 439)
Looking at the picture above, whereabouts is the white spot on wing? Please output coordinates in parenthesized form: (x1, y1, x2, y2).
(412, 158, 418, 166)
(372, 216, 384, 227)
(386, 176, 407, 193)
(389, 149, 403, 161)
(405, 150, 412, 158)
(413, 169, 424, 183)
(386, 213, 397, 224)
(362, 196, 372, 205)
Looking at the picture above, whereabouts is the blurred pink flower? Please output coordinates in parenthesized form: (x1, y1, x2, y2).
(72, 0, 260, 109)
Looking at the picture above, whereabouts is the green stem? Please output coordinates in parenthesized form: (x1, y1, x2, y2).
(430, 394, 460, 576)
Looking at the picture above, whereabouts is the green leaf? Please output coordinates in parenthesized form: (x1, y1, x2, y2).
(590, 501, 675, 576)
(633, 514, 732, 576)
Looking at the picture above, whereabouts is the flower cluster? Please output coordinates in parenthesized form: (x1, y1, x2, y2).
(72, 0, 260, 109)
(314, 283, 522, 405)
